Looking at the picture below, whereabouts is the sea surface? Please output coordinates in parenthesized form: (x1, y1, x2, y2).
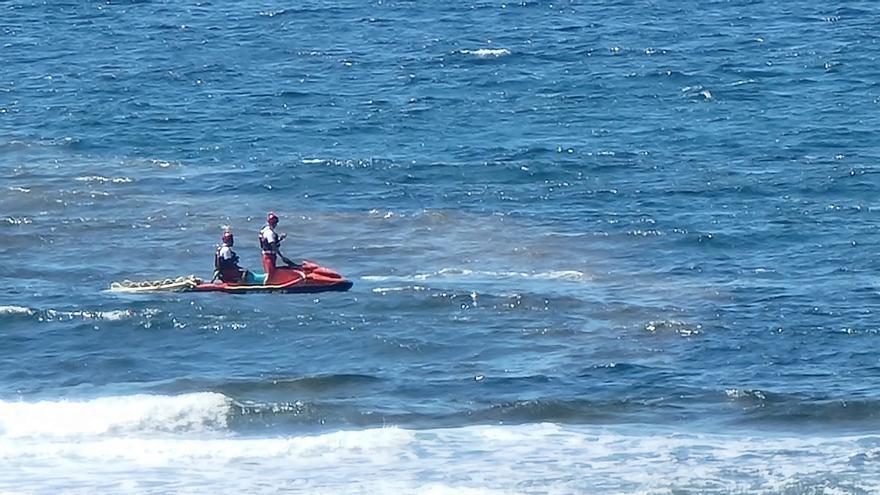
(2, 1, 880, 493)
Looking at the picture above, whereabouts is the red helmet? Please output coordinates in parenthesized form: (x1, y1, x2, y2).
(267, 212, 279, 226)
(222, 230, 234, 244)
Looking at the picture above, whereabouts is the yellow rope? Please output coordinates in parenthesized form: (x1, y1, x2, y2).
(110, 275, 201, 292)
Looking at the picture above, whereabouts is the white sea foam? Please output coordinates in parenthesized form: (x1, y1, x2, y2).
(0, 426, 413, 462)
(682, 85, 713, 100)
(372, 285, 429, 294)
(0, 421, 878, 493)
(461, 48, 511, 58)
(1, 305, 141, 321)
(65, 309, 135, 321)
(368, 208, 396, 219)
(0, 392, 231, 438)
(0, 305, 35, 315)
(74, 175, 133, 184)
(725, 388, 767, 400)
(3, 217, 32, 225)
(363, 269, 589, 283)
(149, 159, 179, 168)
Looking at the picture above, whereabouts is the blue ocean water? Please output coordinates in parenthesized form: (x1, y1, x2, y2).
(2, 0, 880, 493)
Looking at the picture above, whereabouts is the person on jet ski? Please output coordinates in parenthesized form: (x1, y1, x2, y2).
(214, 229, 247, 283)
(259, 212, 288, 283)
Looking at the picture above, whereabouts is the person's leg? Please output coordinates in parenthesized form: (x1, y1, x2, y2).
(243, 270, 267, 285)
(262, 254, 276, 284)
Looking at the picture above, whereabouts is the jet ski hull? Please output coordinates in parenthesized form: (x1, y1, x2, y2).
(193, 261, 353, 294)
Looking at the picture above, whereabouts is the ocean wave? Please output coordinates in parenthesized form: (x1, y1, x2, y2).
(644, 320, 703, 337)
(302, 157, 396, 168)
(367, 285, 588, 313)
(476, 399, 615, 422)
(459, 48, 511, 58)
(724, 389, 880, 426)
(1, 423, 878, 494)
(74, 176, 134, 184)
(0, 427, 417, 480)
(362, 268, 590, 283)
(258, 9, 286, 18)
(372, 285, 430, 293)
(0, 305, 36, 316)
(148, 159, 181, 168)
(205, 383, 880, 431)
(0, 305, 141, 322)
(681, 84, 713, 100)
(0, 137, 80, 150)
(2, 217, 32, 225)
(217, 374, 382, 396)
(0, 392, 231, 438)
(725, 388, 768, 401)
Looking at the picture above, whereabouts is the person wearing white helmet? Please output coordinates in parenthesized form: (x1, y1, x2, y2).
(214, 229, 247, 283)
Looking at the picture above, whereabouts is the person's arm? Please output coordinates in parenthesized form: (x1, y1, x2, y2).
(212, 249, 222, 282)
(267, 230, 281, 252)
(274, 232, 288, 254)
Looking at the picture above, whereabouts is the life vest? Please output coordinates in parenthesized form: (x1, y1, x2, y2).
(259, 225, 278, 255)
(215, 245, 241, 282)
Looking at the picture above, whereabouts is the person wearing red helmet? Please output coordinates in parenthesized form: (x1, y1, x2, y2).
(214, 229, 247, 283)
(258, 212, 287, 284)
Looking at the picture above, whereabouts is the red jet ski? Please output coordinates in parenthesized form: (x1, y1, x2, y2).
(193, 260, 353, 293)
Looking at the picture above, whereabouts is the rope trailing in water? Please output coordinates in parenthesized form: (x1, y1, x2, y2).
(110, 275, 202, 292)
